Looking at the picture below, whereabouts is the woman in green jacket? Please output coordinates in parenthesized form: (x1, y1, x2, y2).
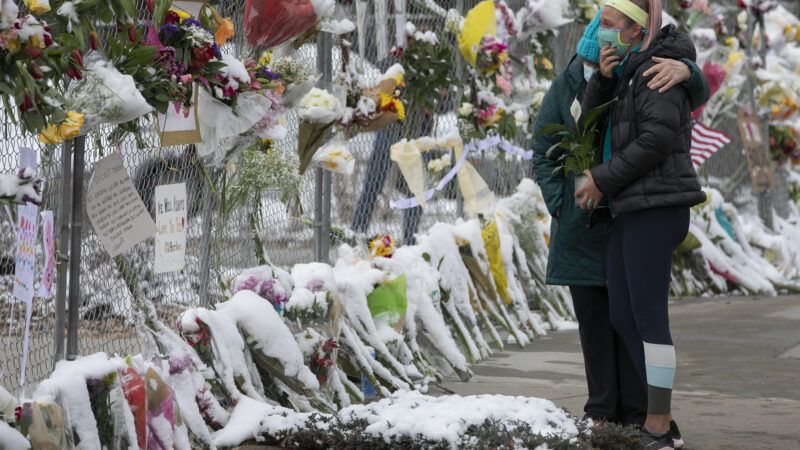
(531, 10, 709, 432)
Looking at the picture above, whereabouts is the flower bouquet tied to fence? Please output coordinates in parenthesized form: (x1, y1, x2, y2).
(297, 87, 343, 174)
(540, 98, 616, 193)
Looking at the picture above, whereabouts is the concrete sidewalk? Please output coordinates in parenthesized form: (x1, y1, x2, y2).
(441, 295, 800, 450)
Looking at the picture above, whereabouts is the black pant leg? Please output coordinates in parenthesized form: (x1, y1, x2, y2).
(615, 330, 648, 426)
(569, 285, 620, 422)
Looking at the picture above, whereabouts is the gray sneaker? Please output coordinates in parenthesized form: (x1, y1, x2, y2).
(638, 426, 674, 450)
(670, 420, 684, 449)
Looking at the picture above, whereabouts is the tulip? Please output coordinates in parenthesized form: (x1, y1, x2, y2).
(89, 31, 99, 51)
(19, 94, 34, 113)
(24, 46, 42, 58)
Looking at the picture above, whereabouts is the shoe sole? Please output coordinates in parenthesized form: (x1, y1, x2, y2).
(673, 437, 685, 449)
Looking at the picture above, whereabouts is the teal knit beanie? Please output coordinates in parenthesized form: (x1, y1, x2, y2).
(576, 9, 603, 64)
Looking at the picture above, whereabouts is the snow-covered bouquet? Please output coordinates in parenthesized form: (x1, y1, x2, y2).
(244, 0, 334, 49)
(231, 265, 293, 315)
(458, 90, 515, 140)
(769, 124, 800, 165)
(339, 42, 406, 137)
(265, 54, 316, 107)
(0, 168, 42, 206)
(475, 35, 509, 76)
(298, 88, 344, 174)
(65, 58, 152, 129)
(285, 262, 338, 325)
(0, 6, 85, 141)
(399, 22, 454, 115)
(369, 235, 396, 259)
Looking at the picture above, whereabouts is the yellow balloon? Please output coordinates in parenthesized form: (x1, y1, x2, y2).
(458, 0, 497, 67)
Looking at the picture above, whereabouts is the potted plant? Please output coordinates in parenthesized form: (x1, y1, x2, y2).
(539, 98, 616, 195)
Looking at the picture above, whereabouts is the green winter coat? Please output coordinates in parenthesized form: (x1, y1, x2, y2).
(532, 54, 710, 287)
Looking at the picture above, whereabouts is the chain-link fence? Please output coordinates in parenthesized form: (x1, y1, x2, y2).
(0, 0, 782, 395)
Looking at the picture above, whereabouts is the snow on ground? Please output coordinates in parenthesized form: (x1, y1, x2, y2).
(338, 390, 579, 449)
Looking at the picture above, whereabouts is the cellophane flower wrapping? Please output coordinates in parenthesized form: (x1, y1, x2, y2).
(243, 0, 334, 49)
(65, 58, 153, 129)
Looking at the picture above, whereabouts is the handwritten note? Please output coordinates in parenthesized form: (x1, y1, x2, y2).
(154, 183, 188, 274)
(14, 204, 38, 305)
(86, 152, 157, 257)
(37, 211, 55, 298)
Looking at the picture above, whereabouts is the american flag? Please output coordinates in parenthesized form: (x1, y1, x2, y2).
(690, 119, 732, 168)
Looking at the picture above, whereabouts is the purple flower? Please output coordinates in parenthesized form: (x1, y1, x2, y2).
(169, 355, 194, 375)
(211, 43, 222, 59)
(258, 68, 280, 80)
(159, 23, 181, 42)
(306, 279, 326, 292)
(182, 18, 203, 29)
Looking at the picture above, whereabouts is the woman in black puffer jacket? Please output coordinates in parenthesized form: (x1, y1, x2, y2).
(575, 0, 706, 448)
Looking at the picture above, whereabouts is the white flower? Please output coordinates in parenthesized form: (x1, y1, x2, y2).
(299, 88, 343, 124)
(414, 31, 439, 46)
(406, 21, 417, 36)
(570, 99, 582, 124)
(459, 102, 474, 117)
(441, 153, 452, 166)
(514, 110, 530, 127)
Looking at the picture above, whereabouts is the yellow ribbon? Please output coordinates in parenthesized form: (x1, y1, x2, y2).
(605, 0, 649, 28)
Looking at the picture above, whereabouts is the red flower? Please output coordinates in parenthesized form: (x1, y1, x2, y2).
(24, 46, 42, 58)
(737, 0, 747, 9)
(322, 338, 338, 353)
(89, 31, 99, 51)
(127, 24, 138, 43)
(43, 33, 53, 47)
(19, 95, 34, 112)
(28, 62, 44, 80)
(70, 49, 84, 68)
(15, 405, 22, 423)
(66, 66, 83, 80)
(165, 10, 181, 25)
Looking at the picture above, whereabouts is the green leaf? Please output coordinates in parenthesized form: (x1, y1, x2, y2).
(579, 97, 617, 134)
(545, 142, 562, 159)
(538, 123, 567, 136)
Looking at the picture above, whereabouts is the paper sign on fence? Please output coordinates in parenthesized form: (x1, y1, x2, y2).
(37, 211, 55, 298)
(14, 204, 38, 305)
(154, 183, 188, 274)
(86, 152, 157, 258)
(157, 85, 202, 147)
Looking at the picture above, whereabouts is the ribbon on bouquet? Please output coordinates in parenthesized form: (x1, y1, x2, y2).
(390, 136, 533, 210)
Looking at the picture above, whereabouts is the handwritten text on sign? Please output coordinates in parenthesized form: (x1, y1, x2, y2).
(154, 183, 187, 273)
(14, 204, 39, 305)
(86, 152, 157, 257)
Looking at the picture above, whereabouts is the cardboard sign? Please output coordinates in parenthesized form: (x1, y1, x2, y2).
(14, 204, 38, 305)
(86, 152, 157, 257)
(737, 111, 774, 193)
(37, 210, 56, 298)
(157, 85, 202, 147)
(154, 183, 188, 274)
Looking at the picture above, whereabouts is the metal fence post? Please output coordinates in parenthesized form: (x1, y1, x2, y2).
(316, 31, 334, 262)
(198, 166, 216, 307)
(53, 140, 73, 365)
(66, 135, 86, 360)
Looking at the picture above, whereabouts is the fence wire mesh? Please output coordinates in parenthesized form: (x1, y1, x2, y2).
(0, 0, 782, 396)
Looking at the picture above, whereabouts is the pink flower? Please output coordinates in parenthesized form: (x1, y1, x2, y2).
(496, 74, 512, 96)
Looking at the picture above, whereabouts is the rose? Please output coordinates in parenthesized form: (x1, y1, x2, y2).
(165, 10, 181, 24)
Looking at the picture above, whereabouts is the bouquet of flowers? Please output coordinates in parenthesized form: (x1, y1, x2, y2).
(339, 41, 406, 137)
(475, 35, 509, 76)
(769, 125, 800, 165)
(0, 6, 84, 141)
(65, 58, 153, 129)
(369, 235, 396, 259)
(243, 0, 334, 49)
(265, 54, 316, 107)
(231, 265, 293, 315)
(399, 22, 454, 115)
(297, 87, 344, 174)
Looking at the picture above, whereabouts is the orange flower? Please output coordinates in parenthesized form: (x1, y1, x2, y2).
(215, 17, 235, 46)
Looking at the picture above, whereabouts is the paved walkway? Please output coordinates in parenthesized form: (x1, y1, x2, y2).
(441, 295, 800, 450)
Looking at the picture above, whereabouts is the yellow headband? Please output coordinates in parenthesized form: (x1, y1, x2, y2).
(606, 0, 649, 28)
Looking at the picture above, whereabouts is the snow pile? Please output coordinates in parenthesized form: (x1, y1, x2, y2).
(338, 391, 579, 449)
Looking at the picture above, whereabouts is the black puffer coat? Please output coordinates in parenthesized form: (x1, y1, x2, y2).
(582, 25, 707, 215)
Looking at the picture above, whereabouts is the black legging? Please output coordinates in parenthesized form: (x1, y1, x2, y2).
(607, 206, 690, 416)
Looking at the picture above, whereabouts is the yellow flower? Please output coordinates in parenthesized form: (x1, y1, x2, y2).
(25, 0, 51, 15)
(171, 8, 192, 22)
(725, 37, 736, 47)
(259, 51, 271, 67)
(38, 124, 62, 145)
(379, 93, 406, 121)
(59, 112, 85, 140)
(30, 34, 45, 49)
(5, 37, 20, 54)
(784, 25, 794, 37)
(540, 57, 554, 72)
(726, 51, 743, 70)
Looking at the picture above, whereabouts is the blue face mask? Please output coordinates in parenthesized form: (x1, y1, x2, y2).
(597, 27, 633, 58)
(583, 64, 597, 82)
